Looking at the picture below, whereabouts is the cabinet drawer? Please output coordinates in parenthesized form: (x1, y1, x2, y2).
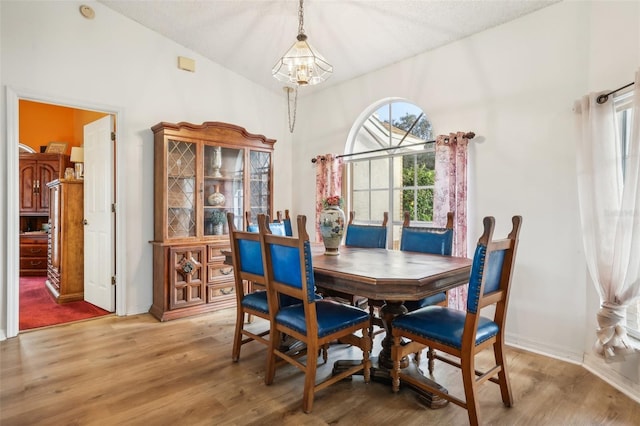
(20, 257, 47, 270)
(20, 243, 48, 257)
(207, 282, 235, 302)
(207, 263, 233, 283)
(207, 244, 229, 263)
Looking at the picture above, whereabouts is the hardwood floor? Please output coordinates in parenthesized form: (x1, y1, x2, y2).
(1, 308, 638, 425)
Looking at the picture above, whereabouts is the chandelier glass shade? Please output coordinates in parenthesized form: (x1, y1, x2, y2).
(272, 0, 332, 86)
(272, 34, 333, 86)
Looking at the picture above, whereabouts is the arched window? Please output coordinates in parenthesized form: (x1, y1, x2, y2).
(345, 99, 434, 248)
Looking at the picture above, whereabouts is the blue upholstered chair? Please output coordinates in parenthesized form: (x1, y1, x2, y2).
(228, 212, 271, 362)
(371, 211, 455, 361)
(342, 211, 389, 333)
(246, 211, 287, 236)
(258, 214, 372, 413)
(276, 210, 294, 237)
(400, 211, 455, 311)
(344, 211, 388, 248)
(322, 211, 388, 309)
(391, 216, 522, 426)
(228, 212, 321, 362)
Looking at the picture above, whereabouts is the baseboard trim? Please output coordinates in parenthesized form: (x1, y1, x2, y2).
(506, 334, 639, 404)
(583, 352, 640, 404)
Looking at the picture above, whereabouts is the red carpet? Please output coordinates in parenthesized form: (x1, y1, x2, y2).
(19, 276, 110, 330)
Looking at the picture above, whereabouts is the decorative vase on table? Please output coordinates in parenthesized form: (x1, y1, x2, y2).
(319, 205, 345, 255)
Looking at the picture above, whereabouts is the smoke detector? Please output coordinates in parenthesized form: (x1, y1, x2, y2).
(79, 5, 95, 20)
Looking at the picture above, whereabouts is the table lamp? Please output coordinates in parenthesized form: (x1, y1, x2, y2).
(70, 147, 84, 179)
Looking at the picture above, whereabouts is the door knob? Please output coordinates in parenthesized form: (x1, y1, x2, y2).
(83, 219, 88, 225)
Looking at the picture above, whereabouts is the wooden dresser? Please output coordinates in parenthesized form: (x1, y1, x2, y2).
(45, 179, 84, 303)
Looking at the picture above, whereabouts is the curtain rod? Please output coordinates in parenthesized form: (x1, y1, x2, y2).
(311, 132, 475, 163)
(597, 82, 635, 104)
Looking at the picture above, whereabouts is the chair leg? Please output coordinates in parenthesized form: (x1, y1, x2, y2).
(427, 347, 436, 373)
(362, 326, 371, 383)
(232, 309, 244, 362)
(391, 334, 402, 392)
(265, 329, 281, 385)
(461, 352, 481, 426)
(303, 342, 319, 414)
(494, 340, 513, 407)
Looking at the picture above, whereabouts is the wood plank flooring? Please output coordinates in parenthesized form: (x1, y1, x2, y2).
(1, 308, 639, 425)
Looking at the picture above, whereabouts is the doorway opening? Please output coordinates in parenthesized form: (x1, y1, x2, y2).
(6, 87, 125, 337)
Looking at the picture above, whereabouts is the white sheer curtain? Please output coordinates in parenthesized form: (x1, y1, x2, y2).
(575, 69, 640, 361)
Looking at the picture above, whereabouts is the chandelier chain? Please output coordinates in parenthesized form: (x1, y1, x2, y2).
(287, 87, 298, 133)
(298, 0, 305, 35)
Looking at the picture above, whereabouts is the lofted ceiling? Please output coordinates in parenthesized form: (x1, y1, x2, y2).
(99, 0, 559, 96)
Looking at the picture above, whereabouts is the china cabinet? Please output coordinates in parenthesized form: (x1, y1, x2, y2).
(45, 179, 84, 303)
(150, 121, 275, 321)
(19, 153, 70, 215)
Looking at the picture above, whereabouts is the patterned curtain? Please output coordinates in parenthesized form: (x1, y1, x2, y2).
(314, 154, 343, 241)
(434, 132, 470, 310)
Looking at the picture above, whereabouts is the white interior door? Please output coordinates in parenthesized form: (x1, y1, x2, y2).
(83, 115, 115, 311)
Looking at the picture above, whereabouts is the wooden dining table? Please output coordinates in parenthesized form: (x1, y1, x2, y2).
(311, 244, 473, 408)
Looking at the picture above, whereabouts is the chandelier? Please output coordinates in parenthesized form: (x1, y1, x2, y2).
(272, 0, 333, 87)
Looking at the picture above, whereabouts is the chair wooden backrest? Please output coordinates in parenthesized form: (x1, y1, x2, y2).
(344, 211, 388, 249)
(282, 209, 293, 236)
(400, 211, 454, 255)
(391, 215, 523, 426)
(258, 213, 371, 413)
(465, 215, 522, 332)
(259, 214, 317, 309)
(275, 210, 294, 237)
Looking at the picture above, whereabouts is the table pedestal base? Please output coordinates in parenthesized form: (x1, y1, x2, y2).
(332, 356, 448, 409)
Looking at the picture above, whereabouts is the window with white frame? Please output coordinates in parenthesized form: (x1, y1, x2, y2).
(615, 90, 639, 339)
(346, 100, 434, 248)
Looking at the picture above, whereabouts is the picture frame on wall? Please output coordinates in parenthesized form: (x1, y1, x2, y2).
(45, 141, 68, 154)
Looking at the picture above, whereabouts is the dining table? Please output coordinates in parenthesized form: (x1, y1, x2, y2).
(311, 244, 473, 408)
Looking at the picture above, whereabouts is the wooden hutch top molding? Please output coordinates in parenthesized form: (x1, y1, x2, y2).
(151, 121, 276, 149)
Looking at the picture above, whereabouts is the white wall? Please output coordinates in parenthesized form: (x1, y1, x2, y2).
(0, 1, 292, 334)
(292, 0, 639, 392)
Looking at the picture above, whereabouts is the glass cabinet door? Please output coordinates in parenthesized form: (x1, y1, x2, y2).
(167, 139, 197, 239)
(203, 145, 244, 235)
(248, 150, 271, 221)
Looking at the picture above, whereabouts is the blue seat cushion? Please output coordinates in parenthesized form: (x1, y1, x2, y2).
(403, 292, 447, 312)
(242, 291, 319, 314)
(276, 300, 369, 338)
(241, 290, 269, 314)
(392, 306, 499, 350)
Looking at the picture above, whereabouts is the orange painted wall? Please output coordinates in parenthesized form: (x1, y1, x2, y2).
(19, 100, 108, 154)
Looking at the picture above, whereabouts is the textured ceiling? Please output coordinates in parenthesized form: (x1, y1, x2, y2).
(99, 0, 559, 96)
